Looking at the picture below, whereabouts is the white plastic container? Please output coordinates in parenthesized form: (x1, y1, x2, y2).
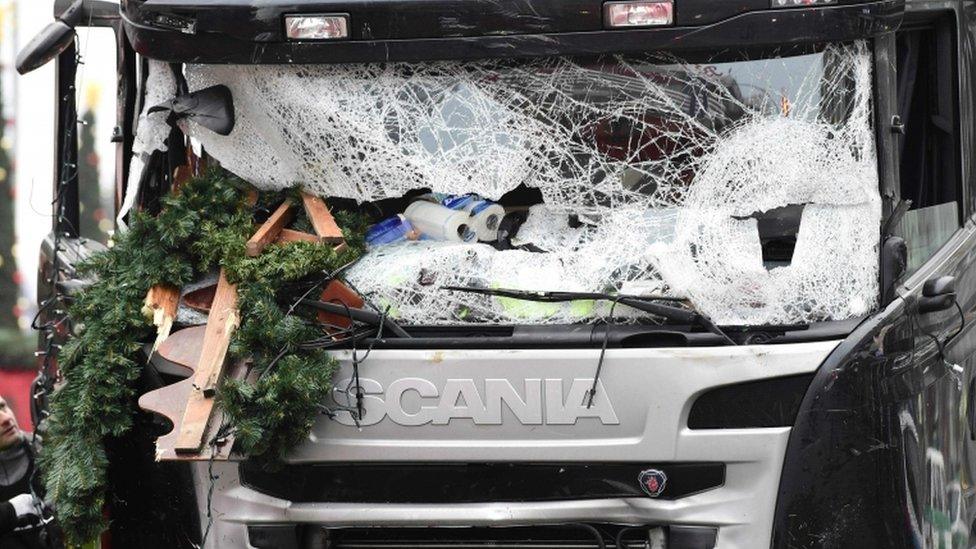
(404, 201, 477, 242)
(461, 200, 505, 241)
(429, 193, 506, 242)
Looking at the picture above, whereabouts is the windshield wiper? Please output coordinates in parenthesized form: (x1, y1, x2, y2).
(443, 285, 736, 410)
(441, 286, 736, 346)
(299, 299, 411, 338)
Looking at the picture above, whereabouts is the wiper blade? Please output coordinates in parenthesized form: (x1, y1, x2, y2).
(299, 299, 411, 339)
(441, 286, 736, 345)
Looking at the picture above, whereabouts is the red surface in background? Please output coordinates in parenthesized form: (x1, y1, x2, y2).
(0, 368, 34, 432)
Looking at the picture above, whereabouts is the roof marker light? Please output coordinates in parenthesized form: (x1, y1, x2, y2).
(604, 1, 674, 28)
(285, 14, 349, 40)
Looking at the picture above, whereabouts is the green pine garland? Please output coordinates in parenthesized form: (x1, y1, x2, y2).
(41, 169, 364, 544)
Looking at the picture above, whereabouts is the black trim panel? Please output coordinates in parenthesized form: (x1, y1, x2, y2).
(240, 462, 725, 503)
(688, 374, 814, 429)
(249, 524, 679, 549)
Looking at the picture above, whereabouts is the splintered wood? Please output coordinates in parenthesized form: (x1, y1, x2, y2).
(143, 284, 180, 355)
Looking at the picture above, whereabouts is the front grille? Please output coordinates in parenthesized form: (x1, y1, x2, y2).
(240, 462, 725, 503)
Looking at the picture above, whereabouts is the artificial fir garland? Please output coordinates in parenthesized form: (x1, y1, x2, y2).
(41, 169, 365, 544)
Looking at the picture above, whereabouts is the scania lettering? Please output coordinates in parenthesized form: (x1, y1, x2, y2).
(330, 377, 620, 426)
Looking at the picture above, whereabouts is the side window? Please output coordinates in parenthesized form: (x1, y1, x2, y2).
(895, 16, 962, 274)
(74, 27, 119, 244)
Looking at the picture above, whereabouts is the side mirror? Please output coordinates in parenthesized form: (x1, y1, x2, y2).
(16, 0, 120, 75)
(15, 0, 83, 75)
(918, 275, 956, 314)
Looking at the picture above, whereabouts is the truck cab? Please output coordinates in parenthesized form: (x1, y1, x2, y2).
(21, 0, 976, 546)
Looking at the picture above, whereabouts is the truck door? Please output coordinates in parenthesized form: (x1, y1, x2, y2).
(892, 6, 976, 547)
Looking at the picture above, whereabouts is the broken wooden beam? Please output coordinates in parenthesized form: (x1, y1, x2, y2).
(300, 192, 345, 244)
(246, 200, 293, 257)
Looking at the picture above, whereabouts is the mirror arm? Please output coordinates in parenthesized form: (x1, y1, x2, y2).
(55, 0, 121, 27)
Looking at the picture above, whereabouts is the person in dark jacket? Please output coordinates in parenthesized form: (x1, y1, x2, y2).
(0, 396, 57, 549)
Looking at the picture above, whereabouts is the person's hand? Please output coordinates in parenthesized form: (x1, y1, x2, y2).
(9, 493, 42, 520)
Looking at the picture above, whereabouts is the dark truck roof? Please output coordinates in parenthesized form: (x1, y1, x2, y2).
(119, 0, 904, 64)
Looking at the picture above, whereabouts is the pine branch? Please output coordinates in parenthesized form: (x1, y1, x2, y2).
(43, 168, 365, 544)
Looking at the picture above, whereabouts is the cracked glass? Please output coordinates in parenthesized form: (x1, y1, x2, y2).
(181, 41, 880, 325)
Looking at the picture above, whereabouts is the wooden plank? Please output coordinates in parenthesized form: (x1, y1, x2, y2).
(277, 228, 320, 244)
(193, 271, 238, 396)
(175, 389, 216, 455)
(143, 284, 180, 355)
(300, 192, 345, 244)
(245, 200, 293, 257)
(175, 270, 238, 454)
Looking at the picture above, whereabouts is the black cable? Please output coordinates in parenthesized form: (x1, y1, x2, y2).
(297, 327, 375, 349)
(347, 306, 389, 423)
(199, 443, 217, 546)
(199, 422, 234, 547)
(912, 306, 946, 360)
(317, 302, 390, 424)
(586, 298, 620, 409)
(952, 300, 967, 342)
(255, 266, 357, 380)
(318, 298, 364, 425)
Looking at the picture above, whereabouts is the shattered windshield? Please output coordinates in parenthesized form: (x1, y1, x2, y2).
(183, 41, 880, 326)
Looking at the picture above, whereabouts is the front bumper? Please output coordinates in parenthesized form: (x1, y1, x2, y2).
(192, 341, 838, 548)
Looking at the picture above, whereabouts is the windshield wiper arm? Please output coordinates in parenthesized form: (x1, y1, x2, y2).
(299, 299, 411, 338)
(441, 286, 736, 345)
